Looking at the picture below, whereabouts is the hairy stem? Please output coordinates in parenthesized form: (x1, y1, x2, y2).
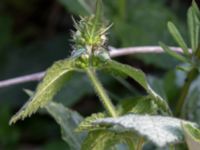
(86, 68, 117, 117)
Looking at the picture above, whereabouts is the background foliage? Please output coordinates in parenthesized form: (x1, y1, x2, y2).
(0, 0, 199, 149)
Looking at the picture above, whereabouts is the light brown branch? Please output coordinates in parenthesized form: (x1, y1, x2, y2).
(0, 72, 45, 88)
(109, 46, 187, 57)
(0, 46, 186, 88)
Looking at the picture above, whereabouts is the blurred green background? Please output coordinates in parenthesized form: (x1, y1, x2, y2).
(0, 0, 199, 149)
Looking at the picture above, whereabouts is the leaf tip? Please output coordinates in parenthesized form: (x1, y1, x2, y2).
(167, 21, 173, 27)
(9, 115, 19, 125)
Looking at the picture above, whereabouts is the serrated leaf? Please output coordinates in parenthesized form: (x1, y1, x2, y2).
(118, 96, 157, 115)
(76, 113, 106, 132)
(82, 130, 136, 150)
(159, 42, 188, 62)
(183, 123, 200, 150)
(45, 102, 85, 150)
(10, 58, 76, 124)
(187, 7, 199, 52)
(167, 22, 189, 55)
(94, 114, 194, 147)
(104, 60, 171, 114)
(129, 96, 157, 114)
(106, 60, 146, 87)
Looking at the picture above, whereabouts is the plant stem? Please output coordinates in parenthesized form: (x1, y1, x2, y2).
(175, 68, 198, 117)
(86, 68, 117, 117)
(126, 139, 136, 150)
(118, 0, 126, 20)
(175, 45, 200, 117)
(136, 137, 144, 150)
(169, 145, 175, 150)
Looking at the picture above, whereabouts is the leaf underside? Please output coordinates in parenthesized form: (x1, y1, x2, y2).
(10, 58, 76, 124)
(82, 130, 136, 150)
(76, 112, 106, 132)
(183, 123, 200, 150)
(118, 96, 157, 115)
(94, 114, 191, 147)
(45, 101, 85, 150)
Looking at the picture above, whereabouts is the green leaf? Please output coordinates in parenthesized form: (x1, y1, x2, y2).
(148, 75, 167, 99)
(167, 22, 189, 55)
(183, 123, 200, 150)
(94, 114, 194, 147)
(129, 96, 157, 114)
(159, 42, 188, 62)
(176, 65, 193, 72)
(56, 72, 93, 106)
(45, 102, 85, 150)
(118, 96, 157, 115)
(10, 58, 76, 124)
(76, 113, 106, 132)
(104, 60, 171, 114)
(187, 7, 199, 52)
(106, 60, 146, 88)
(188, 8, 196, 52)
(94, 0, 103, 27)
(23, 89, 34, 97)
(82, 130, 136, 150)
(57, 0, 94, 16)
(192, 0, 200, 21)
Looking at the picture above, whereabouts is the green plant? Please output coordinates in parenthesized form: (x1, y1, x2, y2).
(9, 0, 200, 149)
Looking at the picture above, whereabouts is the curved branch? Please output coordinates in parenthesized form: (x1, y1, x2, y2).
(0, 46, 186, 88)
(0, 72, 45, 88)
(109, 46, 186, 57)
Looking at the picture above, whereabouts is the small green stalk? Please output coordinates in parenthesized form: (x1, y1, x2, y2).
(136, 137, 144, 150)
(169, 145, 175, 150)
(175, 45, 200, 117)
(126, 139, 136, 150)
(118, 0, 126, 20)
(175, 68, 198, 117)
(86, 68, 117, 117)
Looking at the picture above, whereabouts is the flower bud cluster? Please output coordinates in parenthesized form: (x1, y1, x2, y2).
(72, 15, 109, 53)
